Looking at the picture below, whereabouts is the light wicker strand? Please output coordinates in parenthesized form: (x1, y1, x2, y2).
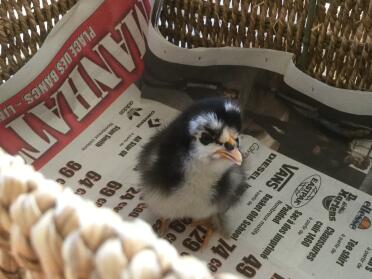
(0, 149, 241, 279)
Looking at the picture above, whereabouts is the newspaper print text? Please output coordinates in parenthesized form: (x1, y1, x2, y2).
(23, 27, 97, 106)
(1, 0, 149, 168)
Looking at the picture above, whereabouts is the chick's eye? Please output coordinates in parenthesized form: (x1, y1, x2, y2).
(236, 137, 240, 146)
(200, 133, 214, 145)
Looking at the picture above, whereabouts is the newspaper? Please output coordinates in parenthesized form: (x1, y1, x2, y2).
(1, 0, 372, 278)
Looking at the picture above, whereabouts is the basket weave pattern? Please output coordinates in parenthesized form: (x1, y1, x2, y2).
(0, 0, 78, 84)
(0, 0, 371, 277)
(0, 149, 240, 279)
(157, 0, 372, 91)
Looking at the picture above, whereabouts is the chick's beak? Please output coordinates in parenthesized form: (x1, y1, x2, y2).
(214, 138, 242, 166)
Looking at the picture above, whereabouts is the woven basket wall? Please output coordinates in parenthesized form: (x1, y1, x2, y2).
(157, 0, 372, 91)
(1, 0, 371, 90)
(0, 1, 371, 278)
(0, 0, 78, 84)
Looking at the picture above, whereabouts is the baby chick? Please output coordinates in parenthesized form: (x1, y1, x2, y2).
(137, 98, 248, 247)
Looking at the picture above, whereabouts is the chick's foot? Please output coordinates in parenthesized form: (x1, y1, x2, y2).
(159, 218, 170, 236)
(202, 227, 214, 249)
(190, 216, 213, 228)
(190, 216, 216, 249)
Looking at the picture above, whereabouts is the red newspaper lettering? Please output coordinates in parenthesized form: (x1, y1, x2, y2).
(0, 0, 151, 169)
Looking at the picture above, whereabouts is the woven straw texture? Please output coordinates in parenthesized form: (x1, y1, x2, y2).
(0, 148, 240, 279)
(0, 0, 371, 277)
(0, 0, 78, 84)
(157, 0, 372, 91)
(1, 0, 371, 90)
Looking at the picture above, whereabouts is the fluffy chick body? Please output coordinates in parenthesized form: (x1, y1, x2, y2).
(138, 98, 248, 233)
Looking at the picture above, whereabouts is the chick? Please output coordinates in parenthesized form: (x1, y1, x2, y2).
(137, 98, 248, 247)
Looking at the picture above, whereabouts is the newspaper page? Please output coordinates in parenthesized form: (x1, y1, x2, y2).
(1, 0, 372, 279)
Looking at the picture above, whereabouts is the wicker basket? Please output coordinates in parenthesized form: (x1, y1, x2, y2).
(0, 0, 78, 84)
(0, 0, 371, 278)
(1, 0, 371, 89)
(156, 0, 372, 91)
